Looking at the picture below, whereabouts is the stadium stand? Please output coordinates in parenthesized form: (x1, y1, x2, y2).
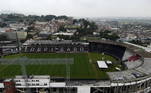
(136, 58, 151, 75)
(124, 60, 142, 69)
(128, 54, 141, 62)
(1, 40, 151, 93)
(22, 40, 89, 53)
(122, 49, 143, 69)
(122, 49, 134, 61)
(0, 41, 18, 55)
(89, 41, 126, 60)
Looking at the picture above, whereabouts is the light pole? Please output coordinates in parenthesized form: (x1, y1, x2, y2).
(15, 30, 20, 53)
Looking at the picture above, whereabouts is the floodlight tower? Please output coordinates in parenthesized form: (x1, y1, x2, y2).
(102, 52, 104, 60)
(15, 30, 31, 93)
(0, 42, 2, 58)
(15, 30, 20, 53)
(66, 58, 71, 93)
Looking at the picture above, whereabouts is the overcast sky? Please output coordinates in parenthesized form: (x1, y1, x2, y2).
(0, 0, 151, 17)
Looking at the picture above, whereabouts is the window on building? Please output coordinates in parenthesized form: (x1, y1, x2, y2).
(36, 83, 39, 86)
(44, 83, 47, 86)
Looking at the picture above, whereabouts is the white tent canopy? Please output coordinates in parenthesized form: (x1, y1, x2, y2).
(106, 61, 112, 64)
(97, 61, 108, 69)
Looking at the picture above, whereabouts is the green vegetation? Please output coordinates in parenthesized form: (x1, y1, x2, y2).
(0, 22, 7, 28)
(129, 40, 150, 47)
(76, 19, 98, 37)
(1, 53, 121, 79)
(57, 19, 98, 41)
(1, 14, 70, 22)
(99, 30, 120, 41)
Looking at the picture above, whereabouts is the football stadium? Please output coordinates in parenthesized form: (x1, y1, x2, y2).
(0, 40, 151, 93)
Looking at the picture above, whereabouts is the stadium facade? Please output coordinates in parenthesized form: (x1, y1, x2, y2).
(22, 40, 89, 53)
(0, 40, 151, 93)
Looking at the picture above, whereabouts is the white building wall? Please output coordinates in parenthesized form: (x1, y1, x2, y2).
(77, 86, 90, 93)
(0, 83, 4, 88)
(14, 76, 50, 88)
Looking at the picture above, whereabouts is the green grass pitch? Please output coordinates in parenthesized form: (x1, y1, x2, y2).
(0, 53, 120, 79)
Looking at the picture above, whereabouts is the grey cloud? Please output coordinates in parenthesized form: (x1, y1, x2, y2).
(0, 0, 150, 17)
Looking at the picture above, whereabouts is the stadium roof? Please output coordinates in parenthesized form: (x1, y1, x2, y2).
(23, 40, 89, 45)
(89, 40, 121, 46)
(89, 40, 151, 58)
(97, 61, 108, 69)
(124, 42, 151, 52)
(23, 40, 72, 45)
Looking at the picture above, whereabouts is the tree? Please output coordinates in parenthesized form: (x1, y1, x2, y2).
(76, 19, 98, 36)
(0, 22, 7, 27)
(108, 33, 120, 41)
(56, 15, 68, 20)
(47, 35, 53, 40)
(73, 19, 78, 24)
(44, 15, 56, 21)
(59, 25, 66, 32)
(26, 26, 35, 32)
(99, 30, 120, 41)
(26, 34, 33, 39)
